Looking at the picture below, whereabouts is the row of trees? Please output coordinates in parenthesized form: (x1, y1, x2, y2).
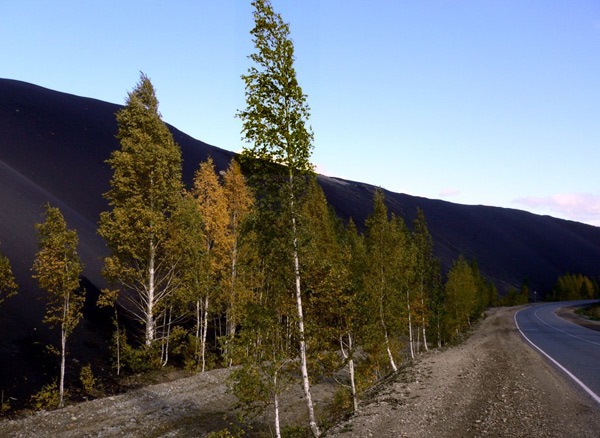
(550, 273, 600, 301)
(0, 1, 592, 435)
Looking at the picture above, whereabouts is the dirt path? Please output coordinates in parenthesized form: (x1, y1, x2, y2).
(327, 306, 600, 437)
(3, 306, 600, 437)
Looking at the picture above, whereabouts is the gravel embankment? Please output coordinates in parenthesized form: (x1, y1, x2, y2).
(3, 306, 600, 437)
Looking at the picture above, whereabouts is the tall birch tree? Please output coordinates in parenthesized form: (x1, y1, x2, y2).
(364, 190, 402, 372)
(32, 204, 84, 408)
(237, 1, 319, 435)
(99, 73, 183, 347)
(222, 159, 254, 365)
(191, 157, 229, 372)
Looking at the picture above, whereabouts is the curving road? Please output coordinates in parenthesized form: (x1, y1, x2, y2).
(515, 300, 600, 405)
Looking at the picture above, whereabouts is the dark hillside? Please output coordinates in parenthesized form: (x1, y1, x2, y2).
(1, 78, 600, 403)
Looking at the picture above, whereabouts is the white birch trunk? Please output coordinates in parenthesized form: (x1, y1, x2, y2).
(340, 334, 358, 413)
(290, 175, 320, 438)
(274, 371, 282, 438)
(226, 239, 238, 367)
(162, 307, 172, 367)
(419, 277, 429, 352)
(146, 242, 156, 346)
(59, 324, 66, 408)
(201, 296, 209, 373)
(407, 290, 415, 360)
(195, 299, 201, 366)
(379, 281, 397, 372)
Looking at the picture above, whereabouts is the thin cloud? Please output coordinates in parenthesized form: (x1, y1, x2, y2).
(513, 192, 600, 226)
(439, 188, 461, 198)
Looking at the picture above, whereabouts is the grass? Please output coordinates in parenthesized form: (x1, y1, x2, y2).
(575, 303, 600, 321)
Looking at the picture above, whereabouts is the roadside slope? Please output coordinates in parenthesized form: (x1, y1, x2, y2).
(3, 306, 600, 437)
(327, 306, 600, 437)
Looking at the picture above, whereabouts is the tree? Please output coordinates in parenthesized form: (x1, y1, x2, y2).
(412, 209, 434, 352)
(443, 256, 478, 340)
(190, 157, 229, 372)
(222, 159, 255, 365)
(0, 244, 17, 307)
(99, 73, 183, 347)
(237, 0, 319, 435)
(32, 204, 84, 408)
(364, 190, 403, 372)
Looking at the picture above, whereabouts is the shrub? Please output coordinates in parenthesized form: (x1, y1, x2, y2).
(31, 382, 60, 410)
(80, 364, 96, 394)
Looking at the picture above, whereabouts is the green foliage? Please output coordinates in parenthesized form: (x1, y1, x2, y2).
(116, 330, 161, 373)
(363, 190, 411, 369)
(31, 382, 60, 411)
(79, 364, 96, 394)
(0, 244, 17, 306)
(281, 426, 311, 438)
(327, 386, 354, 422)
(1, 391, 11, 414)
(207, 428, 245, 438)
(443, 256, 478, 340)
(32, 204, 84, 334)
(576, 303, 600, 320)
(99, 72, 183, 346)
(499, 282, 529, 306)
(551, 273, 599, 301)
(32, 204, 84, 408)
(238, 0, 314, 174)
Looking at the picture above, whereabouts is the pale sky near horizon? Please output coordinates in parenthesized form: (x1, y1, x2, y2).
(2, 1, 600, 225)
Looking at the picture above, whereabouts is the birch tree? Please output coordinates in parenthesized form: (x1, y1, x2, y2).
(364, 190, 402, 372)
(32, 204, 84, 408)
(444, 256, 478, 339)
(412, 209, 433, 352)
(99, 73, 183, 347)
(191, 157, 229, 372)
(0, 244, 17, 307)
(222, 159, 254, 365)
(237, 0, 319, 435)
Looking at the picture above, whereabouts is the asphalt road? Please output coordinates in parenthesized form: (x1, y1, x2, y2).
(515, 300, 600, 405)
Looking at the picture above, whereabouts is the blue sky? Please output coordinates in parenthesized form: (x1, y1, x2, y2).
(2, 1, 600, 225)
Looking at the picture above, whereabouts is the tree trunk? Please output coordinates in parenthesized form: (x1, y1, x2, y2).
(201, 296, 209, 373)
(274, 370, 282, 438)
(421, 293, 429, 352)
(379, 283, 397, 372)
(59, 325, 66, 408)
(195, 299, 201, 367)
(290, 177, 320, 438)
(162, 306, 173, 367)
(407, 290, 415, 360)
(227, 240, 238, 367)
(146, 242, 156, 346)
(340, 334, 358, 413)
(115, 307, 121, 376)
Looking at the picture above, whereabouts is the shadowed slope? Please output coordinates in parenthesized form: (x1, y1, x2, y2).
(1, 77, 600, 402)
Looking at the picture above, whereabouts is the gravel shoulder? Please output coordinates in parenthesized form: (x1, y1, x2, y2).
(3, 306, 600, 437)
(326, 305, 600, 437)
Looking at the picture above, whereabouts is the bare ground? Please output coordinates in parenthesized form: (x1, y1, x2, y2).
(2, 306, 600, 437)
(326, 306, 600, 437)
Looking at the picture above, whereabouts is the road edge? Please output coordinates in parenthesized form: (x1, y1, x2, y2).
(514, 306, 600, 405)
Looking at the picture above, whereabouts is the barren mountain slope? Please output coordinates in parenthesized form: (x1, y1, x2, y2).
(3, 306, 599, 437)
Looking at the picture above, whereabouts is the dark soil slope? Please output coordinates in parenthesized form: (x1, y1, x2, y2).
(1, 78, 600, 403)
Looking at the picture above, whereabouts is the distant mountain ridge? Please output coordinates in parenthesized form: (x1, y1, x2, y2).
(1, 77, 600, 308)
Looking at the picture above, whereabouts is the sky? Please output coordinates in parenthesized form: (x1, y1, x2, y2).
(2, 1, 600, 225)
